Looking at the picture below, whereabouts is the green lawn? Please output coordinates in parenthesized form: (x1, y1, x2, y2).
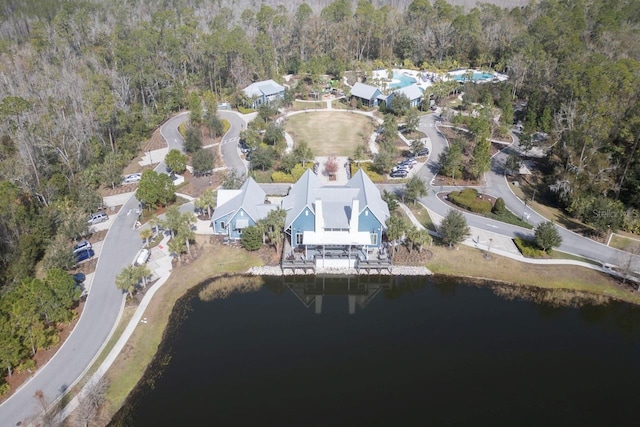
(407, 203, 437, 231)
(610, 233, 640, 251)
(285, 112, 376, 156)
(291, 100, 325, 111)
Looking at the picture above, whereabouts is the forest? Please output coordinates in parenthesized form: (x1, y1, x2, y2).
(0, 0, 640, 388)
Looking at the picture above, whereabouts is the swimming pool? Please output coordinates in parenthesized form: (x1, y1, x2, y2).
(449, 70, 496, 82)
(390, 71, 417, 89)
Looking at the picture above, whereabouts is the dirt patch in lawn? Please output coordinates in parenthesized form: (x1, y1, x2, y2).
(286, 112, 377, 156)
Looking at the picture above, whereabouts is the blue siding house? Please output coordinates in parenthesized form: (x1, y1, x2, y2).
(211, 178, 277, 239)
(282, 169, 390, 267)
(350, 82, 382, 107)
(386, 84, 424, 108)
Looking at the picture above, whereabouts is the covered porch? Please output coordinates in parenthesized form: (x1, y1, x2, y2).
(282, 232, 391, 272)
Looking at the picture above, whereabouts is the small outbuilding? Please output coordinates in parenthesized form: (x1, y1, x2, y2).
(243, 79, 286, 108)
(350, 82, 382, 107)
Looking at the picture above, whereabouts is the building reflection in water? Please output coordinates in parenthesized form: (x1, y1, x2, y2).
(283, 275, 393, 314)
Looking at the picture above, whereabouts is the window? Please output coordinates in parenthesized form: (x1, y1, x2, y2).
(296, 233, 303, 245)
(220, 221, 226, 230)
(370, 233, 378, 245)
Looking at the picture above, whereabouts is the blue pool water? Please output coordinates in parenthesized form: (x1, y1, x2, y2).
(390, 71, 417, 89)
(451, 70, 495, 82)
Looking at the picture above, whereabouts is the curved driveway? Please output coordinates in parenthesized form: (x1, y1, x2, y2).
(218, 111, 248, 176)
(0, 114, 191, 426)
(413, 112, 628, 266)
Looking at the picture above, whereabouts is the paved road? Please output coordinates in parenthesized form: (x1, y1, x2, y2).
(0, 195, 142, 426)
(0, 113, 193, 426)
(218, 111, 247, 177)
(412, 111, 628, 266)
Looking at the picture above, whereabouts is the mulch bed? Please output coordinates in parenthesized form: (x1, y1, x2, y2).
(389, 244, 433, 265)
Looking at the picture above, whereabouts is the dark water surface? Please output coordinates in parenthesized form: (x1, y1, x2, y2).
(112, 276, 640, 426)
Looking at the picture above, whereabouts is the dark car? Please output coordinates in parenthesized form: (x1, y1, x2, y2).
(75, 248, 95, 263)
(72, 272, 86, 286)
(390, 170, 409, 178)
(415, 148, 430, 157)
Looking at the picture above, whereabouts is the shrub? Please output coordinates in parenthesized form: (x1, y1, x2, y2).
(240, 226, 263, 251)
(350, 163, 383, 182)
(0, 382, 9, 397)
(448, 188, 492, 214)
(492, 197, 506, 214)
(271, 171, 295, 183)
(513, 237, 547, 258)
(237, 106, 254, 114)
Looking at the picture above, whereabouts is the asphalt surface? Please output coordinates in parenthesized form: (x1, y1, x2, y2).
(218, 111, 247, 177)
(0, 191, 141, 425)
(0, 113, 190, 425)
(412, 111, 628, 266)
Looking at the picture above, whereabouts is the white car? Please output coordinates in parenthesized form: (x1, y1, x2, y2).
(135, 248, 150, 266)
(123, 173, 142, 184)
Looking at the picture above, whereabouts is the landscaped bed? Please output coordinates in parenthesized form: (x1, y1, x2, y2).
(443, 188, 532, 229)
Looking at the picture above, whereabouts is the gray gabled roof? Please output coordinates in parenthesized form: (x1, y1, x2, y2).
(313, 187, 360, 229)
(283, 169, 390, 231)
(212, 177, 274, 223)
(393, 83, 423, 101)
(243, 79, 285, 98)
(346, 169, 390, 227)
(283, 169, 320, 229)
(350, 82, 381, 101)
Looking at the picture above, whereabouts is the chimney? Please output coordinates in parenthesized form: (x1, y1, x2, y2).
(350, 198, 359, 234)
(315, 199, 324, 231)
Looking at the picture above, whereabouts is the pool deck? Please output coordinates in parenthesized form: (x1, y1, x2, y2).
(369, 68, 508, 92)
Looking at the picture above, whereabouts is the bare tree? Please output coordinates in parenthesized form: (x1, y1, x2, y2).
(75, 378, 109, 427)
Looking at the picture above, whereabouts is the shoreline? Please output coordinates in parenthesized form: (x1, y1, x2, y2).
(61, 239, 640, 425)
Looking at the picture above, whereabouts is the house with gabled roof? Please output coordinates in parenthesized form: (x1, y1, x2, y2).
(349, 82, 382, 107)
(243, 79, 286, 108)
(211, 177, 277, 239)
(386, 83, 424, 108)
(282, 169, 390, 268)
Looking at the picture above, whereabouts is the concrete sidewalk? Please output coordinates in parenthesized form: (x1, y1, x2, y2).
(399, 202, 604, 271)
(55, 234, 174, 423)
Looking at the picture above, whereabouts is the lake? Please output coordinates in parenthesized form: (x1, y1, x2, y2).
(110, 275, 640, 426)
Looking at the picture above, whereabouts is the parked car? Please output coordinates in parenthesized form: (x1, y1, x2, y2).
(415, 148, 430, 157)
(393, 164, 412, 172)
(135, 248, 150, 266)
(72, 272, 86, 284)
(75, 248, 95, 263)
(239, 141, 252, 153)
(88, 212, 109, 225)
(397, 161, 415, 168)
(390, 170, 409, 178)
(73, 240, 92, 254)
(123, 173, 142, 183)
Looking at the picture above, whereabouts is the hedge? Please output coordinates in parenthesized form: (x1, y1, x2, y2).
(237, 106, 254, 114)
(350, 162, 383, 182)
(513, 237, 547, 258)
(448, 188, 492, 214)
(271, 171, 295, 183)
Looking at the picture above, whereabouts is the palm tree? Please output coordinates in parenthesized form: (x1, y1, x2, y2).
(140, 228, 153, 248)
(197, 188, 216, 218)
(115, 266, 137, 298)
